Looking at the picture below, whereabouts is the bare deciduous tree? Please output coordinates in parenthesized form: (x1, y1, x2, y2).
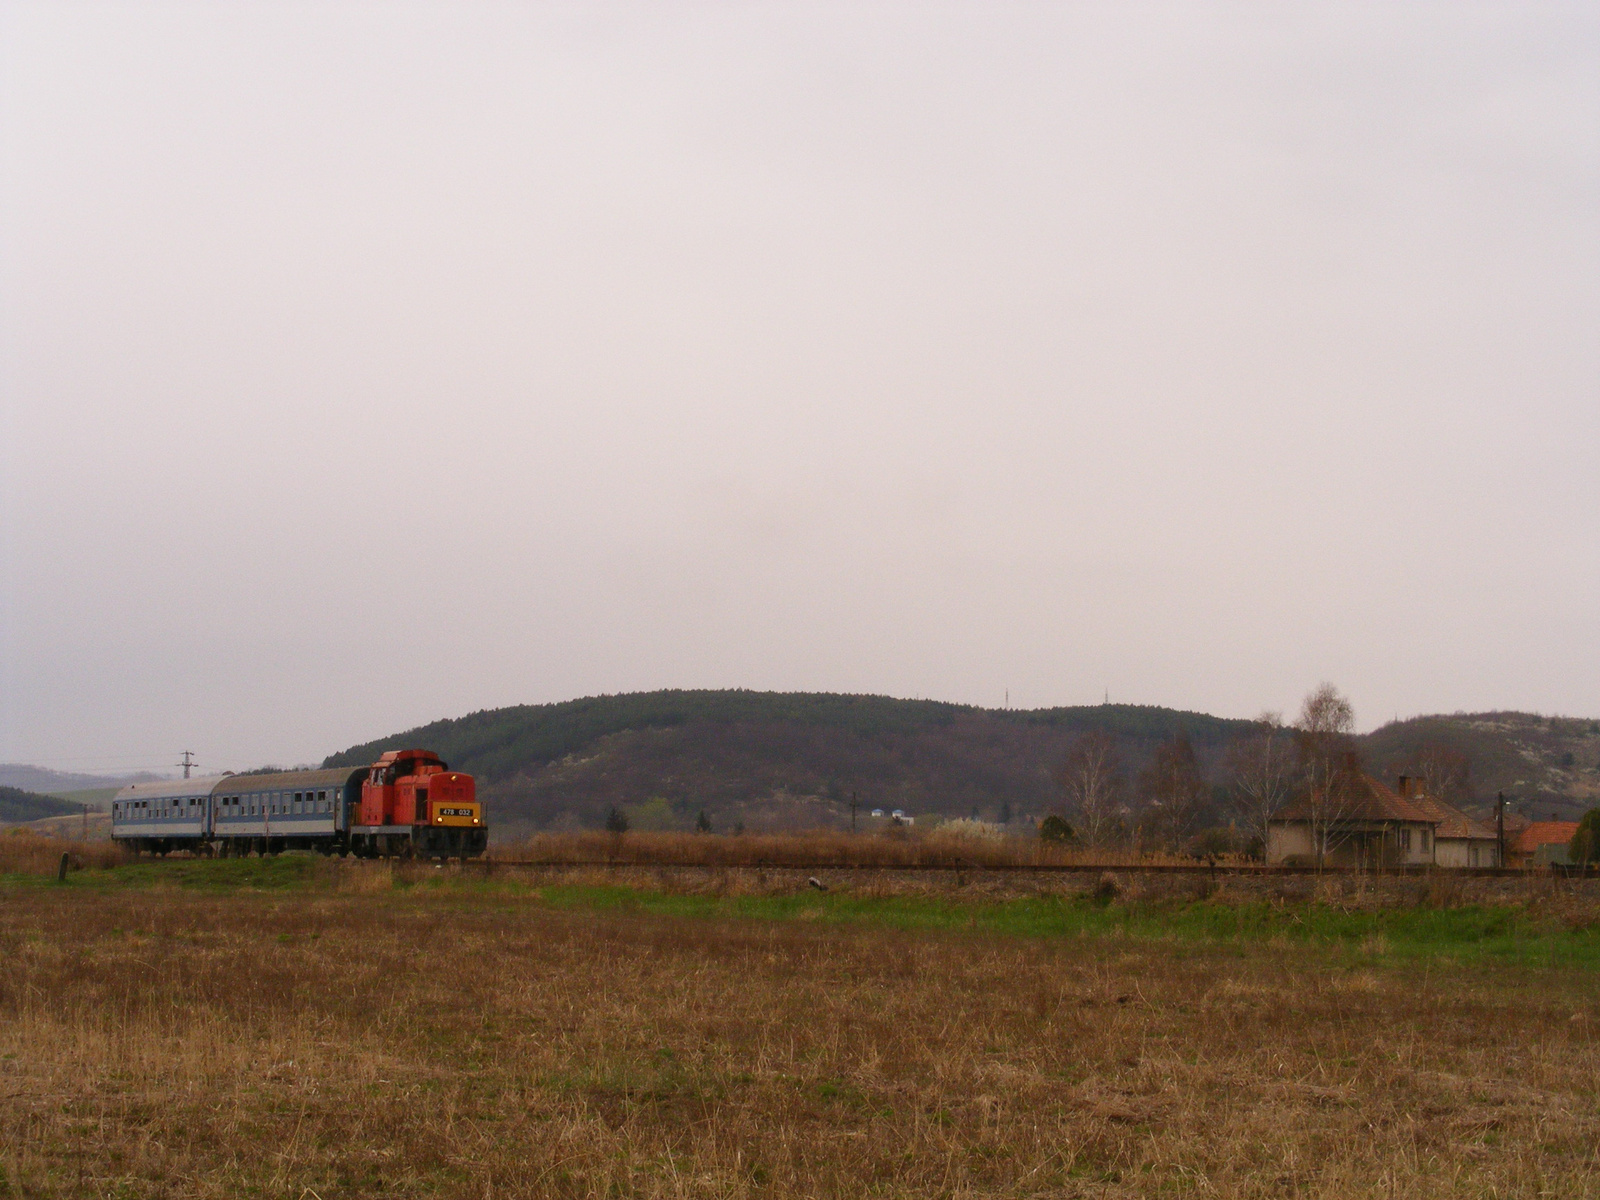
(1414, 743, 1472, 806)
(1057, 730, 1124, 849)
(1294, 683, 1361, 869)
(1136, 732, 1209, 852)
(1223, 711, 1297, 858)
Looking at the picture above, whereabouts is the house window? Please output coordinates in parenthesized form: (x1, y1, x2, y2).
(1400, 828, 1412, 852)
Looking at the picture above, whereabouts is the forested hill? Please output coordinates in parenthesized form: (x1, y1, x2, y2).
(0, 785, 78, 824)
(324, 690, 1254, 834)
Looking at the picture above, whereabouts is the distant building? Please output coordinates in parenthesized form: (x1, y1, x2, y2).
(1393, 777, 1500, 868)
(1267, 775, 1501, 868)
(1508, 821, 1579, 867)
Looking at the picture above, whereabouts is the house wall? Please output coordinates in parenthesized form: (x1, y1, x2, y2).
(1435, 838, 1500, 868)
(1266, 822, 1315, 863)
(1267, 820, 1439, 866)
(1533, 842, 1572, 866)
(1395, 823, 1435, 865)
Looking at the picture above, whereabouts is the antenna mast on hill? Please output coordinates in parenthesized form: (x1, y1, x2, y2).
(179, 750, 197, 780)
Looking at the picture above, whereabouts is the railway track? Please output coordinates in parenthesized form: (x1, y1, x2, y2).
(463, 859, 1590, 878)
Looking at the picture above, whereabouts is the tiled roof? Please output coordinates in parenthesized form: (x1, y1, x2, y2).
(1512, 822, 1578, 854)
(1273, 776, 1434, 824)
(1404, 793, 1497, 841)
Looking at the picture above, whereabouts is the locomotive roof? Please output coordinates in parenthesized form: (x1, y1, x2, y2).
(113, 776, 232, 803)
(210, 767, 366, 795)
(373, 748, 444, 765)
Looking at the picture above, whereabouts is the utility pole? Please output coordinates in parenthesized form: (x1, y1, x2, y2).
(1497, 792, 1506, 869)
(81, 803, 88, 840)
(179, 750, 197, 780)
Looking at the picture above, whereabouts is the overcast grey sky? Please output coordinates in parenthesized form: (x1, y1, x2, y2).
(2, 2, 1597, 774)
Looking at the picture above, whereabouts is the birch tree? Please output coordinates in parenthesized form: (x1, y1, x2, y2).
(1294, 683, 1361, 869)
(1057, 730, 1124, 849)
(1223, 712, 1297, 858)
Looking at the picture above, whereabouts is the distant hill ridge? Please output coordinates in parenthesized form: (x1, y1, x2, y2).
(0, 764, 169, 795)
(323, 689, 1251, 775)
(324, 690, 1599, 835)
(322, 689, 1256, 833)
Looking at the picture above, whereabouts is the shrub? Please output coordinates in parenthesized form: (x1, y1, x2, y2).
(1570, 808, 1600, 865)
(1038, 814, 1077, 844)
(1187, 825, 1240, 858)
(604, 806, 630, 835)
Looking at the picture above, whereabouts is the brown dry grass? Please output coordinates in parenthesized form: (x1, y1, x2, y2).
(2, 874, 1597, 1198)
(0, 830, 127, 875)
(495, 829, 1208, 869)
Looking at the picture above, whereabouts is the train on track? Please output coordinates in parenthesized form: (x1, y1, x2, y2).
(111, 748, 486, 860)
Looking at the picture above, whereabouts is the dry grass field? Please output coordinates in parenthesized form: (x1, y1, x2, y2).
(494, 829, 1214, 869)
(2, 855, 1598, 1198)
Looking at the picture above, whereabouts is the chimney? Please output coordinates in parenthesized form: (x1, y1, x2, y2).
(1397, 775, 1412, 797)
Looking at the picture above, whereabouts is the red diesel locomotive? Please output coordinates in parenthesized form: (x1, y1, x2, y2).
(353, 747, 486, 859)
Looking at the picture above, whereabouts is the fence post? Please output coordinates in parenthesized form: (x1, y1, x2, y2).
(57, 852, 70, 883)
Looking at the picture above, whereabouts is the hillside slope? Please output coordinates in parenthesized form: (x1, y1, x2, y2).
(1364, 712, 1600, 822)
(324, 690, 1253, 834)
(0, 765, 167, 795)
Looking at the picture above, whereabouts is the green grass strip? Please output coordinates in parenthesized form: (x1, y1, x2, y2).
(528, 884, 1600, 969)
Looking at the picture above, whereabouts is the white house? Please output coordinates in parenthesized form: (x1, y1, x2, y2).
(1395, 777, 1500, 868)
(1268, 776, 1437, 868)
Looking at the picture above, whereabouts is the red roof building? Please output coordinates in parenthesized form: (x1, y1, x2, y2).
(1509, 822, 1579, 867)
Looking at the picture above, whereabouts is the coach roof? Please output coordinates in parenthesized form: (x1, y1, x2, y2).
(114, 776, 231, 803)
(210, 767, 364, 796)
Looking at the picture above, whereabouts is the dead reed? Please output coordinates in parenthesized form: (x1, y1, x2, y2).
(1, 878, 1596, 1198)
(494, 828, 1206, 869)
(0, 830, 127, 876)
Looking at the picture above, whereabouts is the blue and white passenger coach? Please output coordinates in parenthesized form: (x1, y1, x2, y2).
(110, 776, 227, 851)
